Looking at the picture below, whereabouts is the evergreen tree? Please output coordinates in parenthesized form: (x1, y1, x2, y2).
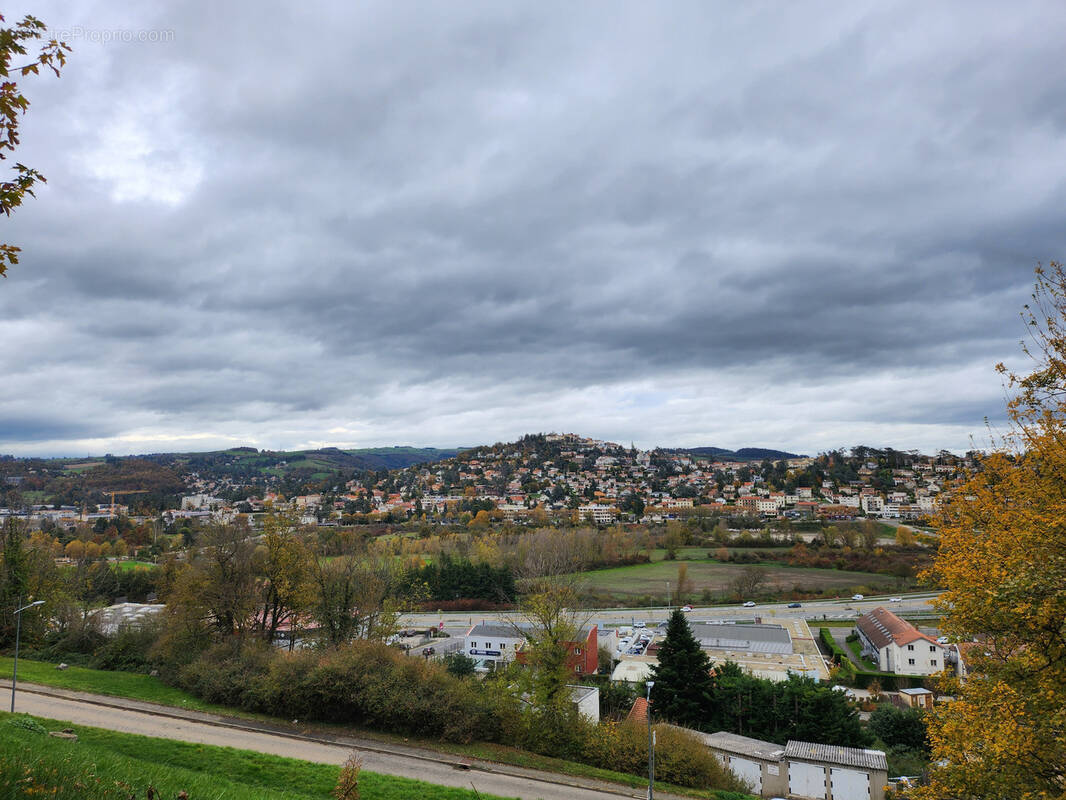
(649, 608, 714, 727)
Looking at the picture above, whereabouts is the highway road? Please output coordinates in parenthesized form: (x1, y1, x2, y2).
(400, 592, 943, 635)
(8, 684, 672, 800)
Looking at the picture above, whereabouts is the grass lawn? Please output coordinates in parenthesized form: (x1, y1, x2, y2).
(113, 560, 156, 572)
(0, 657, 233, 715)
(575, 559, 892, 599)
(846, 637, 879, 671)
(0, 712, 518, 799)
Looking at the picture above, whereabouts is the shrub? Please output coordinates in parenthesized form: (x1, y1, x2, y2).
(7, 715, 47, 735)
(442, 652, 476, 678)
(333, 752, 362, 800)
(91, 620, 162, 673)
(869, 705, 929, 752)
(582, 721, 748, 791)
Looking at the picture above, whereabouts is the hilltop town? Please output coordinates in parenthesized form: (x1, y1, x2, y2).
(0, 433, 972, 534)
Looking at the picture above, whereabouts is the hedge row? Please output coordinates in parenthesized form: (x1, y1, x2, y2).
(169, 640, 748, 792)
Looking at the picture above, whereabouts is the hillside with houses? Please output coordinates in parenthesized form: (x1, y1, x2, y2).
(0, 434, 972, 531)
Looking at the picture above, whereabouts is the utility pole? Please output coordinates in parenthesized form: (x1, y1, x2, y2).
(646, 680, 655, 800)
(11, 598, 45, 712)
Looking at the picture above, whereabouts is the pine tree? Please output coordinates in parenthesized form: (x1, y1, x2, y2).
(649, 608, 714, 728)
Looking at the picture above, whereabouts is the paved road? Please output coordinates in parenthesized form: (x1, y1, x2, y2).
(7, 684, 668, 800)
(402, 592, 942, 635)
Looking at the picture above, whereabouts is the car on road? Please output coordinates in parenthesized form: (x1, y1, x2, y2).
(743, 601, 756, 608)
(851, 594, 865, 601)
(633, 621, 646, 628)
(787, 602, 802, 608)
(681, 605, 692, 612)
(937, 636, 950, 644)
(422, 646, 436, 656)
(889, 596, 903, 602)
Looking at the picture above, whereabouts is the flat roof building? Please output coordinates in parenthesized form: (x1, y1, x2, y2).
(691, 622, 793, 656)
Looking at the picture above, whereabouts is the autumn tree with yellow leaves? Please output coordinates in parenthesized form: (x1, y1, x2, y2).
(0, 14, 69, 275)
(919, 264, 1066, 799)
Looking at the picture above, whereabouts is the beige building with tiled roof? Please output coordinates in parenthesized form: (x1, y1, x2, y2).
(856, 607, 948, 676)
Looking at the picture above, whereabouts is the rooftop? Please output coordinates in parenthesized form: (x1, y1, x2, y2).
(466, 622, 525, 639)
(700, 731, 785, 761)
(784, 740, 888, 771)
(857, 607, 938, 650)
(691, 622, 793, 655)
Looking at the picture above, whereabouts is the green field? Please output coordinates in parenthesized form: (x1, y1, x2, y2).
(114, 559, 156, 572)
(576, 559, 892, 599)
(0, 713, 517, 799)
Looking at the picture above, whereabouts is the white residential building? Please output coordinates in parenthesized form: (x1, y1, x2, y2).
(856, 607, 948, 676)
(578, 503, 617, 524)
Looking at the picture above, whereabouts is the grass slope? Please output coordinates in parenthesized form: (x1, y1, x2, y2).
(0, 657, 230, 714)
(0, 713, 517, 799)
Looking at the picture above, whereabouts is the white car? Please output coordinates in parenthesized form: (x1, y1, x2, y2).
(743, 601, 756, 608)
(681, 605, 693, 612)
(851, 594, 865, 601)
(889, 596, 903, 602)
(633, 621, 646, 629)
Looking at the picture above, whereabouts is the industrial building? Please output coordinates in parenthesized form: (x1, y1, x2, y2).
(700, 731, 888, 800)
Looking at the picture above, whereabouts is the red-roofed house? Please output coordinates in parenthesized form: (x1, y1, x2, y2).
(627, 696, 649, 724)
(856, 607, 948, 676)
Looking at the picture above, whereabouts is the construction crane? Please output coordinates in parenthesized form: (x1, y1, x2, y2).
(102, 489, 150, 519)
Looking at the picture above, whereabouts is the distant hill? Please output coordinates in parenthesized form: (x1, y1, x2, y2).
(154, 446, 462, 477)
(339, 446, 463, 471)
(674, 446, 801, 461)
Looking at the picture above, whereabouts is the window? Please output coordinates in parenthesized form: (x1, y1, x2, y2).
(471, 642, 477, 648)
(574, 648, 581, 655)
(500, 643, 506, 649)
(930, 660, 937, 667)
(907, 644, 915, 651)
(908, 658, 915, 665)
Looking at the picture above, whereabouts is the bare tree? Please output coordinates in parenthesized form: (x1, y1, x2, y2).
(730, 565, 767, 600)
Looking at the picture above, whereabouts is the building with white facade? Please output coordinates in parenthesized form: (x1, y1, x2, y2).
(577, 503, 617, 524)
(463, 622, 526, 671)
(856, 607, 948, 676)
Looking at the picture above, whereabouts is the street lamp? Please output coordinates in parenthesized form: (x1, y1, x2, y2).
(646, 680, 655, 800)
(11, 598, 44, 713)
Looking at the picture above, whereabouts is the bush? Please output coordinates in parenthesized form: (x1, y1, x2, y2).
(869, 705, 929, 752)
(442, 652, 476, 678)
(7, 715, 47, 735)
(90, 620, 162, 673)
(581, 721, 748, 791)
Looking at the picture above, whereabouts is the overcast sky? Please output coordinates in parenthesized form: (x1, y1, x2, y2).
(2, 1, 1063, 458)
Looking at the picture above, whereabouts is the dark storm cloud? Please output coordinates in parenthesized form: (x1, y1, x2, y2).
(1, 0, 1063, 455)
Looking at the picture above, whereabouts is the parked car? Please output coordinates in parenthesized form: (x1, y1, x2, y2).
(743, 601, 756, 608)
(937, 636, 950, 644)
(851, 594, 865, 601)
(681, 605, 693, 612)
(633, 621, 647, 628)
(889, 596, 903, 602)
(422, 646, 436, 656)
(787, 602, 802, 608)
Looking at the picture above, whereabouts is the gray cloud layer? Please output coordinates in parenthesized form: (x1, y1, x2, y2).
(1, 0, 1063, 456)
